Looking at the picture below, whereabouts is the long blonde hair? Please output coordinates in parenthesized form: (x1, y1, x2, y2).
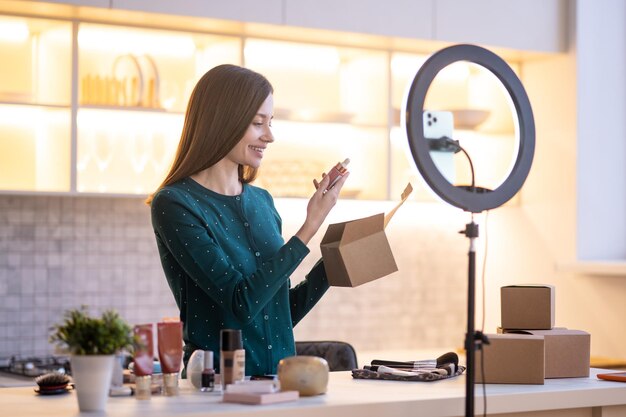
(146, 64, 273, 204)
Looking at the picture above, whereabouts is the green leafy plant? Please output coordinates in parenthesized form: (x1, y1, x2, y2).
(50, 306, 134, 355)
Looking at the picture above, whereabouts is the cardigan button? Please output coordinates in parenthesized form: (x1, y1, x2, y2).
(255, 252, 261, 257)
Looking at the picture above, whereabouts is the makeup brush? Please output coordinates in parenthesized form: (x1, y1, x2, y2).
(370, 352, 458, 369)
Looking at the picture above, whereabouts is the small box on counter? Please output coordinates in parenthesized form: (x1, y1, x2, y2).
(475, 334, 545, 384)
(501, 285, 555, 329)
(498, 328, 590, 378)
(320, 184, 412, 288)
(222, 390, 299, 405)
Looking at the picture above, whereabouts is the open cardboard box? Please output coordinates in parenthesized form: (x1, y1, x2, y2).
(320, 184, 412, 287)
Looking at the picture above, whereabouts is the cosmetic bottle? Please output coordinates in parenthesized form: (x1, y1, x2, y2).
(157, 321, 183, 396)
(220, 329, 245, 390)
(200, 350, 215, 392)
(323, 158, 350, 191)
(133, 324, 154, 400)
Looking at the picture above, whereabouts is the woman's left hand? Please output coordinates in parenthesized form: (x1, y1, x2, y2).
(295, 171, 350, 245)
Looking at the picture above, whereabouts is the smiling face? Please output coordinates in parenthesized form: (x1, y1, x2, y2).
(226, 93, 274, 169)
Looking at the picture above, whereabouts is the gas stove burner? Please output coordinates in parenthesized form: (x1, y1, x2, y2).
(2, 356, 71, 377)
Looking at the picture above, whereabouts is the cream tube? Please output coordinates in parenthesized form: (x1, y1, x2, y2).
(157, 321, 183, 396)
(133, 324, 154, 400)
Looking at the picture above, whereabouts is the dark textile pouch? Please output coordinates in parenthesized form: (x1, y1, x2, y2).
(351, 366, 465, 382)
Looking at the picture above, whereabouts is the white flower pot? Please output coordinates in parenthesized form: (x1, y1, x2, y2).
(71, 355, 115, 412)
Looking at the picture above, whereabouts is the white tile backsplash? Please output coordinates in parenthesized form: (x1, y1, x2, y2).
(0, 194, 468, 359)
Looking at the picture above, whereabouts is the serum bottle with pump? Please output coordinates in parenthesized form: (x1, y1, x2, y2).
(322, 158, 350, 192)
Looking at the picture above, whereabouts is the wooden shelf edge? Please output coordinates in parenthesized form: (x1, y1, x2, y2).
(556, 261, 626, 276)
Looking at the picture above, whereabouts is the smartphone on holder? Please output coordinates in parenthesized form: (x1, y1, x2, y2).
(423, 110, 456, 184)
(597, 372, 626, 382)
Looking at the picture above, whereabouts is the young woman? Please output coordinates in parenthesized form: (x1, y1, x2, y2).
(147, 64, 349, 376)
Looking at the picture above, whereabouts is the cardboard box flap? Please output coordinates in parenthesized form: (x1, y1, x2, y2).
(339, 213, 384, 245)
(384, 183, 413, 228)
(506, 328, 590, 337)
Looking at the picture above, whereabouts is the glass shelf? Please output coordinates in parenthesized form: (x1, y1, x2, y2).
(76, 108, 183, 194)
(245, 38, 389, 128)
(75, 23, 242, 194)
(78, 23, 241, 113)
(0, 15, 71, 106)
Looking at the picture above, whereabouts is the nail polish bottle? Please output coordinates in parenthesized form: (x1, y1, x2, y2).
(200, 351, 215, 392)
(324, 158, 350, 191)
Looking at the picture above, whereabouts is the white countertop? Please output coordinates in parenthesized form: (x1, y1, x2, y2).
(1, 368, 626, 417)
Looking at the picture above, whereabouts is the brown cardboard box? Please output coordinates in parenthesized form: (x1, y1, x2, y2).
(475, 334, 545, 384)
(320, 183, 412, 288)
(321, 213, 398, 287)
(500, 328, 591, 378)
(501, 285, 555, 329)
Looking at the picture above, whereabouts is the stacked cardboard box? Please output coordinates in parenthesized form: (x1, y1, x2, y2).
(475, 285, 590, 384)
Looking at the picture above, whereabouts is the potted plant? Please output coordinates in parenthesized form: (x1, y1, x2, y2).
(50, 306, 134, 412)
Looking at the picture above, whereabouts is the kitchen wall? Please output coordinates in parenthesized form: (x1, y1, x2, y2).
(2, 0, 626, 364)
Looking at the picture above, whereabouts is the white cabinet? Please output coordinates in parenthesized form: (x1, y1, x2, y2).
(35, 0, 568, 52)
(111, 0, 283, 25)
(40, 0, 111, 6)
(434, 0, 568, 53)
(283, 0, 433, 40)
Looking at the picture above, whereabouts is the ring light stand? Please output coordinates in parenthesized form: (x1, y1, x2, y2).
(404, 44, 535, 417)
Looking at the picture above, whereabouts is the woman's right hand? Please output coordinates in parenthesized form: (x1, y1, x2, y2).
(295, 171, 350, 245)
